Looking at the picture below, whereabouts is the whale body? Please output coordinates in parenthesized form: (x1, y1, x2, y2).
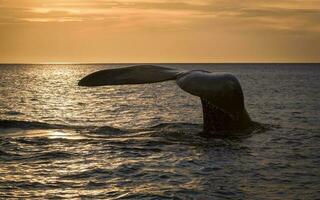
(78, 65, 252, 135)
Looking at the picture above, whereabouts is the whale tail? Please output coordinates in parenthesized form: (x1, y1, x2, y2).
(78, 65, 252, 133)
(78, 65, 184, 87)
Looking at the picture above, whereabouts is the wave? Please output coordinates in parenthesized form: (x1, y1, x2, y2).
(0, 119, 202, 135)
(0, 119, 72, 130)
(0, 119, 130, 137)
(4, 111, 24, 116)
(0, 146, 73, 162)
(61, 168, 112, 179)
(0, 119, 271, 139)
(26, 151, 74, 161)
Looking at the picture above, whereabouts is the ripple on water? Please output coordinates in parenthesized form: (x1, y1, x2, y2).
(0, 64, 320, 199)
(4, 111, 24, 116)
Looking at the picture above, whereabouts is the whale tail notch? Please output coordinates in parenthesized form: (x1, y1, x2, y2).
(78, 65, 184, 87)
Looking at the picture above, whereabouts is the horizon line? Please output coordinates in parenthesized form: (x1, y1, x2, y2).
(0, 62, 319, 65)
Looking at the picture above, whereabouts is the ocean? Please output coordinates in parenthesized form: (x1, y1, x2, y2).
(0, 64, 319, 199)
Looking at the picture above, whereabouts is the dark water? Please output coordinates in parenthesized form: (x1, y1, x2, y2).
(0, 64, 319, 199)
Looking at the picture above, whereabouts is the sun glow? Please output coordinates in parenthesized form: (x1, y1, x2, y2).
(0, 0, 320, 63)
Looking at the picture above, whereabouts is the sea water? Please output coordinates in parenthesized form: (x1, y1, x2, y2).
(0, 64, 319, 199)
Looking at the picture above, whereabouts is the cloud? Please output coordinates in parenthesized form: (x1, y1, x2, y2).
(1, 0, 320, 63)
(0, 0, 318, 34)
(0, 0, 319, 28)
(234, 7, 320, 33)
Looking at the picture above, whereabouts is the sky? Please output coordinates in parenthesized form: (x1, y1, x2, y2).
(0, 0, 319, 63)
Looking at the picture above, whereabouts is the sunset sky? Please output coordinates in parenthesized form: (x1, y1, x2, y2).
(0, 0, 319, 63)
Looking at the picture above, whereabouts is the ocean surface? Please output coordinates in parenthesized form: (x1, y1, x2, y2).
(0, 64, 319, 199)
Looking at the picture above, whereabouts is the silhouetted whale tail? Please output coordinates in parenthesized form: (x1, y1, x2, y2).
(78, 65, 184, 86)
(79, 65, 252, 134)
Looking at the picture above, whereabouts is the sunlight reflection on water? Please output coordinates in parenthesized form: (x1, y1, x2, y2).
(0, 64, 319, 199)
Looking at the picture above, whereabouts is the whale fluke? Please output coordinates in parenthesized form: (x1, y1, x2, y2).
(78, 65, 252, 135)
(78, 65, 184, 86)
(176, 70, 251, 132)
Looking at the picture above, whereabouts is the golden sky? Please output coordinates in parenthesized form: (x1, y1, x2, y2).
(0, 0, 319, 63)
